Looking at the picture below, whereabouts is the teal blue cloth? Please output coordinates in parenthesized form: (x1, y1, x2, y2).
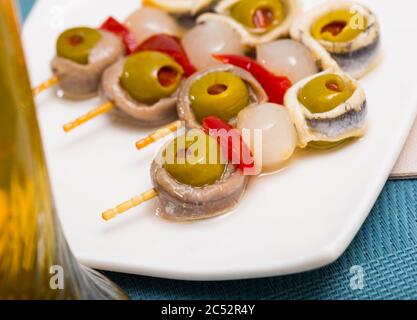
(18, 0, 34, 20)
(19, 0, 417, 300)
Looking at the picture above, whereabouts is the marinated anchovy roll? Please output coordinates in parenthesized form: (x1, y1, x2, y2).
(198, 0, 302, 47)
(101, 51, 185, 126)
(151, 130, 248, 221)
(291, 0, 380, 79)
(284, 71, 367, 148)
(143, 0, 217, 15)
(51, 28, 124, 99)
(177, 64, 268, 129)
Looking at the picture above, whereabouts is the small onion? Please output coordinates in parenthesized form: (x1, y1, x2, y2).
(257, 39, 319, 83)
(182, 21, 244, 70)
(125, 6, 183, 45)
(237, 103, 297, 173)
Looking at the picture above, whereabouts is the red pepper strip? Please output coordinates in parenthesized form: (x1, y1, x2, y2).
(134, 34, 197, 77)
(213, 54, 292, 105)
(99, 17, 137, 54)
(202, 116, 255, 171)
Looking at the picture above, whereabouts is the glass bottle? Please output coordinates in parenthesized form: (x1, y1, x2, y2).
(0, 0, 127, 300)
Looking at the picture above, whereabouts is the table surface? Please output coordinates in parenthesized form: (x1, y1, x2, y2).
(19, 0, 417, 300)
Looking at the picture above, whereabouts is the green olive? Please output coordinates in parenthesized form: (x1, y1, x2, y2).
(163, 130, 226, 187)
(120, 51, 184, 105)
(298, 74, 354, 114)
(311, 9, 367, 43)
(56, 27, 101, 65)
(189, 72, 250, 123)
(230, 0, 286, 31)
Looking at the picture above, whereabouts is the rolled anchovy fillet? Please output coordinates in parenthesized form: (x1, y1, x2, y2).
(177, 64, 268, 129)
(198, 0, 302, 47)
(330, 38, 380, 80)
(100, 58, 180, 126)
(151, 160, 248, 221)
(284, 70, 367, 148)
(51, 30, 124, 99)
(290, 0, 380, 79)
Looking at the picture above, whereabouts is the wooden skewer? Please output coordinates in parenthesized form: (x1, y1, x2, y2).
(136, 120, 182, 150)
(102, 188, 158, 221)
(32, 76, 59, 96)
(63, 101, 114, 132)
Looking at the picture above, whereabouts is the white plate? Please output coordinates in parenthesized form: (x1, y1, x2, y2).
(24, 0, 417, 281)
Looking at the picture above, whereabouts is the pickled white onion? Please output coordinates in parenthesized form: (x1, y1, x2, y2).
(125, 7, 182, 45)
(182, 21, 244, 70)
(257, 40, 319, 83)
(237, 103, 297, 173)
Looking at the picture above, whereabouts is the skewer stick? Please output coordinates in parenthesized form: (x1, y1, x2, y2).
(63, 101, 114, 132)
(102, 188, 158, 221)
(135, 120, 182, 150)
(32, 76, 59, 96)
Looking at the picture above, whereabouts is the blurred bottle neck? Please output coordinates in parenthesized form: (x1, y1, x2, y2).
(0, 1, 126, 299)
(0, 0, 59, 298)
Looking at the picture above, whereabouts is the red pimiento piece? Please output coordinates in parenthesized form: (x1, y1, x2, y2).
(202, 116, 255, 172)
(134, 34, 197, 77)
(253, 8, 274, 29)
(213, 54, 292, 105)
(100, 17, 137, 54)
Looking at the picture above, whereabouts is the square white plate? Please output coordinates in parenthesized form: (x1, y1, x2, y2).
(24, 0, 417, 280)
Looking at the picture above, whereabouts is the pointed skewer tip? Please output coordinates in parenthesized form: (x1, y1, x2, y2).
(102, 189, 158, 222)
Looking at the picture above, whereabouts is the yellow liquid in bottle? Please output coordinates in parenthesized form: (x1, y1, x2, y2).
(0, 0, 125, 299)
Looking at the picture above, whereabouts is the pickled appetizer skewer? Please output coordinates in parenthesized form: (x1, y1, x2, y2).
(103, 105, 299, 222)
(62, 50, 184, 132)
(33, 6, 185, 97)
(103, 129, 249, 222)
(33, 20, 127, 98)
